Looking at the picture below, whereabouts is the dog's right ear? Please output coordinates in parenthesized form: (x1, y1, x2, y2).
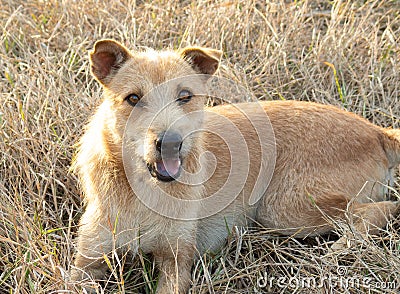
(90, 40, 131, 86)
(181, 47, 222, 75)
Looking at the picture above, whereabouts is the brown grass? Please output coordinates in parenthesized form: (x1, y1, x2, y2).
(1, 0, 400, 293)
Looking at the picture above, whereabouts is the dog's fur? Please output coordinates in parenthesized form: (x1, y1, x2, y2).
(71, 40, 400, 293)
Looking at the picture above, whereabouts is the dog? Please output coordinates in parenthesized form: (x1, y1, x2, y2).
(71, 39, 400, 293)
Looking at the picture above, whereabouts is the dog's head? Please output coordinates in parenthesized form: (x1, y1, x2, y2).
(89, 40, 221, 184)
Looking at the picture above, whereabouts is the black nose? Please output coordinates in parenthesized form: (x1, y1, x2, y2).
(155, 132, 182, 155)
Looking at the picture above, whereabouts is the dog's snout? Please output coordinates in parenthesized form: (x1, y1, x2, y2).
(155, 132, 183, 155)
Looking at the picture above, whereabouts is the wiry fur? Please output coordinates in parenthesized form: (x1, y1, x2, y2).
(71, 40, 400, 293)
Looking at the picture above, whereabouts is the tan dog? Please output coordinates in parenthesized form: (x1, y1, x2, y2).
(71, 39, 400, 293)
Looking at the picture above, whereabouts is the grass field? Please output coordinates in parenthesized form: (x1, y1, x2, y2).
(1, 0, 400, 293)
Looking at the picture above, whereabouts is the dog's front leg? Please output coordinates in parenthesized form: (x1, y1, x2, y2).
(154, 239, 196, 294)
(70, 209, 114, 291)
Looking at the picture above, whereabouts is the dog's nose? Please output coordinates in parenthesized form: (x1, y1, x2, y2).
(155, 132, 182, 155)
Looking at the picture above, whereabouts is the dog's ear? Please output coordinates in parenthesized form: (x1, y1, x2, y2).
(90, 39, 131, 85)
(181, 47, 222, 75)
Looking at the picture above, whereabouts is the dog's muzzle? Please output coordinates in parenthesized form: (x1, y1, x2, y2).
(148, 132, 183, 182)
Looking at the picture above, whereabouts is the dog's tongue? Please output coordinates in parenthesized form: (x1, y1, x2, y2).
(155, 158, 181, 178)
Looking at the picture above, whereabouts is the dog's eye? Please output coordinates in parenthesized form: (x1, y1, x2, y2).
(125, 94, 140, 107)
(176, 89, 193, 105)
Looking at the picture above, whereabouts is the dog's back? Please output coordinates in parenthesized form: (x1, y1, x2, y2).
(198, 100, 400, 252)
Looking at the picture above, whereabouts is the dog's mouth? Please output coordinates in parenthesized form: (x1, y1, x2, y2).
(147, 157, 182, 182)
(146, 131, 184, 182)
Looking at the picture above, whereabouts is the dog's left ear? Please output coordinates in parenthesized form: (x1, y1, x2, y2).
(90, 39, 132, 86)
(181, 47, 222, 75)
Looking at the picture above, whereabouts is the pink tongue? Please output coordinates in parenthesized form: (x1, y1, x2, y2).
(155, 158, 181, 177)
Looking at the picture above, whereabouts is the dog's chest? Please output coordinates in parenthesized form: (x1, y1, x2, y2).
(116, 205, 196, 253)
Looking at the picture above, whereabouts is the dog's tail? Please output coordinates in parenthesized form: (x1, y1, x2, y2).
(383, 128, 400, 167)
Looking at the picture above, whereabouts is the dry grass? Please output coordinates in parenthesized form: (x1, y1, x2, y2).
(1, 0, 400, 293)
